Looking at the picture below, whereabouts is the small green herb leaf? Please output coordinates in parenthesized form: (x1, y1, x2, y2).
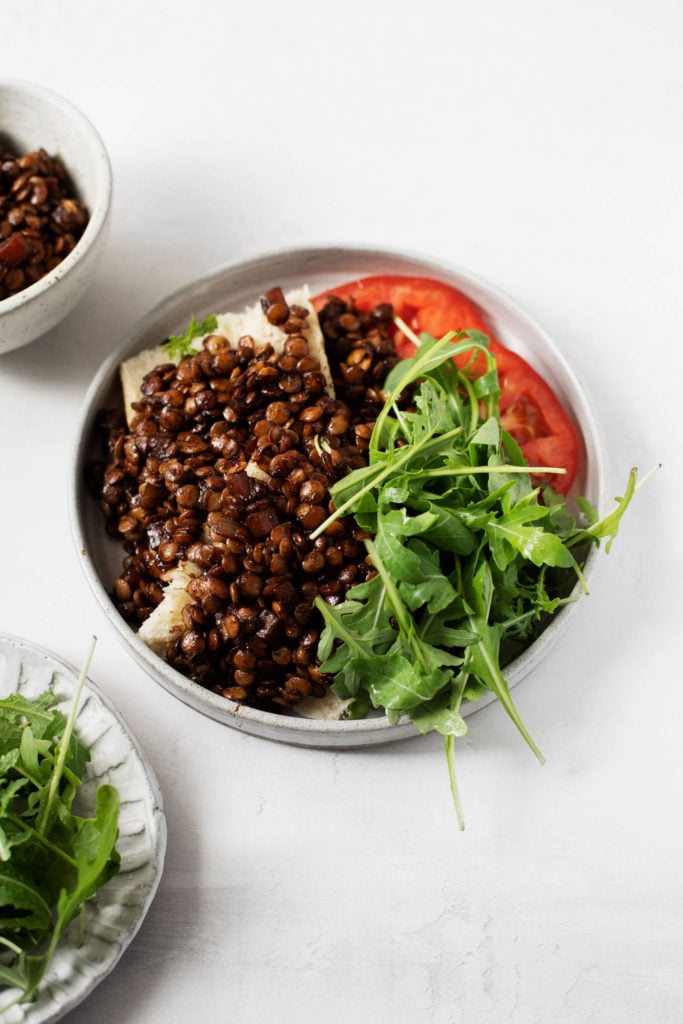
(162, 314, 218, 361)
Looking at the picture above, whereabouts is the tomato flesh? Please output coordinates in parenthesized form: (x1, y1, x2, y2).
(312, 274, 580, 494)
(501, 395, 549, 447)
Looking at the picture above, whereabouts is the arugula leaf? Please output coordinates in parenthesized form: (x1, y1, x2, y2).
(462, 560, 543, 763)
(364, 653, 446, 714)
(409, 688, 468, 738)
(162, 314, 218, 361)
(0, 864, 51, 932)
(574, 466, 638, 553)
(484, 502, 575, 570)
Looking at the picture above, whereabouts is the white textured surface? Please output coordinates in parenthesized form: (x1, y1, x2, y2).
(1, 3, 680, 1023)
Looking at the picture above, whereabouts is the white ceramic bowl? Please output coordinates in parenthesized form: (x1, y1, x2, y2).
(0, 78, 112, 354)
(70, 245, 607, 748)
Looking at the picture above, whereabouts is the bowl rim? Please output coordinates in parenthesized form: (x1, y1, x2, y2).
(70, 243, 608, 746)
(0, 76, 113, 316)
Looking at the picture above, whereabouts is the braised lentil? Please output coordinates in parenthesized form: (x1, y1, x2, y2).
(89, 290, 402, 713)
(0, 145, 89, 301)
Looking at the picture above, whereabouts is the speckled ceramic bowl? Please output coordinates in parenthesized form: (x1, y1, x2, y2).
(70, 245, 607, 749)
(0, 79, 112, 354)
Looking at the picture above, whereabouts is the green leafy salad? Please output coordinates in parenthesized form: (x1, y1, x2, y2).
(0, 641, 120, 1009)
(312, 324, 642, 827)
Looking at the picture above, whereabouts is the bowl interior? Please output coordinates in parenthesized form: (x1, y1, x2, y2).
(72, 245, 606, 748)
(0, 79, 108, 213)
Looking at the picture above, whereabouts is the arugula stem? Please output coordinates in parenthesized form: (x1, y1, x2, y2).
(0, 937, 23, 956)
(468, 621, 545, 764)
(459, 373, 481, 434)
(391, 399, 410, 439)
(500, 597, 576, 632)
(635, 463, 661, 489)
(13, 760, 82, 793)
(444, 735, 465, 831)
(416, 465, 568, 478)
(5, 812, 78, 867)
(37, 636, 96, 837)
(12, 765, 43, 790)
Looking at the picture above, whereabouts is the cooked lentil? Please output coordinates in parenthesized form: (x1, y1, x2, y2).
(0, 145, 89, 301)
(89, 290, 401, 713)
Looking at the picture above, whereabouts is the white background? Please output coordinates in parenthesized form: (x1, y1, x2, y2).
(2, 2, 681, 1022)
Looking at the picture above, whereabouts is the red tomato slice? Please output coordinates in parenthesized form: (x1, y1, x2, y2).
(312, 274, 580, 494)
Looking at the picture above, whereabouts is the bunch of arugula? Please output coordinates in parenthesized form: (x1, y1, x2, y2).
(312, 325, 637, 828)
(0, 640, 120, 1009)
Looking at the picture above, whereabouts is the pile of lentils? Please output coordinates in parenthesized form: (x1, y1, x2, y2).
(0, 145, 89, 301)
(89, 288, 401, 713)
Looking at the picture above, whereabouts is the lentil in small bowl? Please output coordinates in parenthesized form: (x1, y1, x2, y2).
(0, 78, 112, 354)
(70, 245, 606, 748)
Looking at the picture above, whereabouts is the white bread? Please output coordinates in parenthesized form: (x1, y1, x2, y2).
(126, 286, 346, 720)
(119, 286, 333, 428)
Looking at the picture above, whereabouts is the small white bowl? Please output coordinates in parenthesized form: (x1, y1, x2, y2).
(71, 245, 607, 749)
(0, 78, 112, 354)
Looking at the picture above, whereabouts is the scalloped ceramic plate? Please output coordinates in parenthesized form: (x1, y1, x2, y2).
(0, 633, 166, 1023)
(70, 245, 606, 749)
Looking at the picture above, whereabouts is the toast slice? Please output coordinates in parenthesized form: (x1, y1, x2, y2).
(126, 286, 349, 720)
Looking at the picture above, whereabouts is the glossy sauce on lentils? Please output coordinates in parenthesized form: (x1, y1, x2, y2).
(89, 291, 400, 712)
(0, 146, 89, 301)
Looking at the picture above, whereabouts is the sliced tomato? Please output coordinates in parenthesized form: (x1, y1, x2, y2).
(493, 344, 580, 492)
(313, 274, 497, 362)
(312, 274, 580, 494)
